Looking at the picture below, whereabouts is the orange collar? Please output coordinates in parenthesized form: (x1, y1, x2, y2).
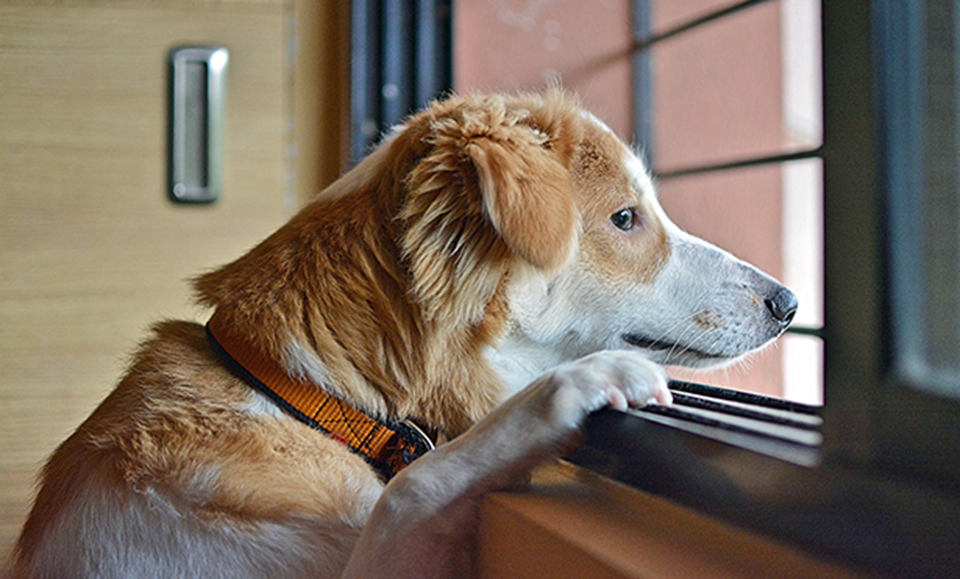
(205, 311, 435, 480)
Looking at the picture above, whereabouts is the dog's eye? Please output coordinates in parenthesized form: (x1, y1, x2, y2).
(611, 208, 636, 231)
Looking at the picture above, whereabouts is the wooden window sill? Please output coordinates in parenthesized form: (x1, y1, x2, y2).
(479, 461, 875, 579)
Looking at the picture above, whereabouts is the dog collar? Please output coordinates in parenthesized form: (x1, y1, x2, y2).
(205, 311, 435, 481)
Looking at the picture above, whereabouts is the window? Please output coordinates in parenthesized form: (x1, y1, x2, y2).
(882, 0, 960, 402)
(577, 1, 960, 577)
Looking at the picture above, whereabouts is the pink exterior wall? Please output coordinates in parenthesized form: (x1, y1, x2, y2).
(453, 0, 633, 140)
(652, 0, 744, 33)
(651, 2, 785, 172)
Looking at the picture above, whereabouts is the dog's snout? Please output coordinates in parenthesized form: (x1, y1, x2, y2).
(765, 287, 798, 325)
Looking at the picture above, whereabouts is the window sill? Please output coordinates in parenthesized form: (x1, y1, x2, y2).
(565, 401, 960, 578)
(479, 461, 873, 579)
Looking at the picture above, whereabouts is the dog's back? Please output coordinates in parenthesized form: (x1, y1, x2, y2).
(12, 321, 380, 578)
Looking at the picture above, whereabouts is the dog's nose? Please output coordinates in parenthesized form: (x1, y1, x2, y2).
(765, 287, 798, 325)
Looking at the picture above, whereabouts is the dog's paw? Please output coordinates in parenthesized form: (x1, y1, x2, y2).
(535, 350, 671, 432)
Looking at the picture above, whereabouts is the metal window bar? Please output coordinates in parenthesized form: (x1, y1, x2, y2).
(350, 0, 453, 165)
(633, 0, 776, 52)
(631, 0, 655, 166)
(655, 147, 824, 179)
(574, 377, 824, 472)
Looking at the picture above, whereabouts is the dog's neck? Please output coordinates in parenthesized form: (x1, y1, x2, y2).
(193, 197, 511, 437)
(485, 333, 567, 399)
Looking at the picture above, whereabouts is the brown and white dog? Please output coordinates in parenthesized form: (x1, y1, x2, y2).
(9, 90, 796, 578)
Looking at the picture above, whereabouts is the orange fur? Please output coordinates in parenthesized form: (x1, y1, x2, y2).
(574, 119, 671, 285)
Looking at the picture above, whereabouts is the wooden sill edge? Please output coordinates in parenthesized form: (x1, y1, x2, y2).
(479, 461, 878, 579)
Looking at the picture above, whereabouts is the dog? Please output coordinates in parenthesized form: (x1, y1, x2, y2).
(9, 90, 796, 578)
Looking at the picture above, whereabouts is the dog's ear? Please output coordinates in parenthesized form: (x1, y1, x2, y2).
(463, 133, 577, 271)
(400, 95, 580, 326)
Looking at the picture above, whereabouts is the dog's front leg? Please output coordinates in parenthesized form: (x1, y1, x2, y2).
(340, 350, 671, 579)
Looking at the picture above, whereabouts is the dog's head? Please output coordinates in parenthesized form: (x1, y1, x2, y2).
(395, 91, 796, 374)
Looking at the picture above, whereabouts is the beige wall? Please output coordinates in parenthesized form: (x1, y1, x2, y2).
(0, 0, 349, 557)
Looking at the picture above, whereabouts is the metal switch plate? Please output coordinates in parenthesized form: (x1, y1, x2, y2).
(167, 47, 228, 204)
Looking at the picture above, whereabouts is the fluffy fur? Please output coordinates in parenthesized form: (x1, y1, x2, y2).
(8, 90, 795, 578)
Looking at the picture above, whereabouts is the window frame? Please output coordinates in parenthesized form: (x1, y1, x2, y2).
(826, 0, 960, 488)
